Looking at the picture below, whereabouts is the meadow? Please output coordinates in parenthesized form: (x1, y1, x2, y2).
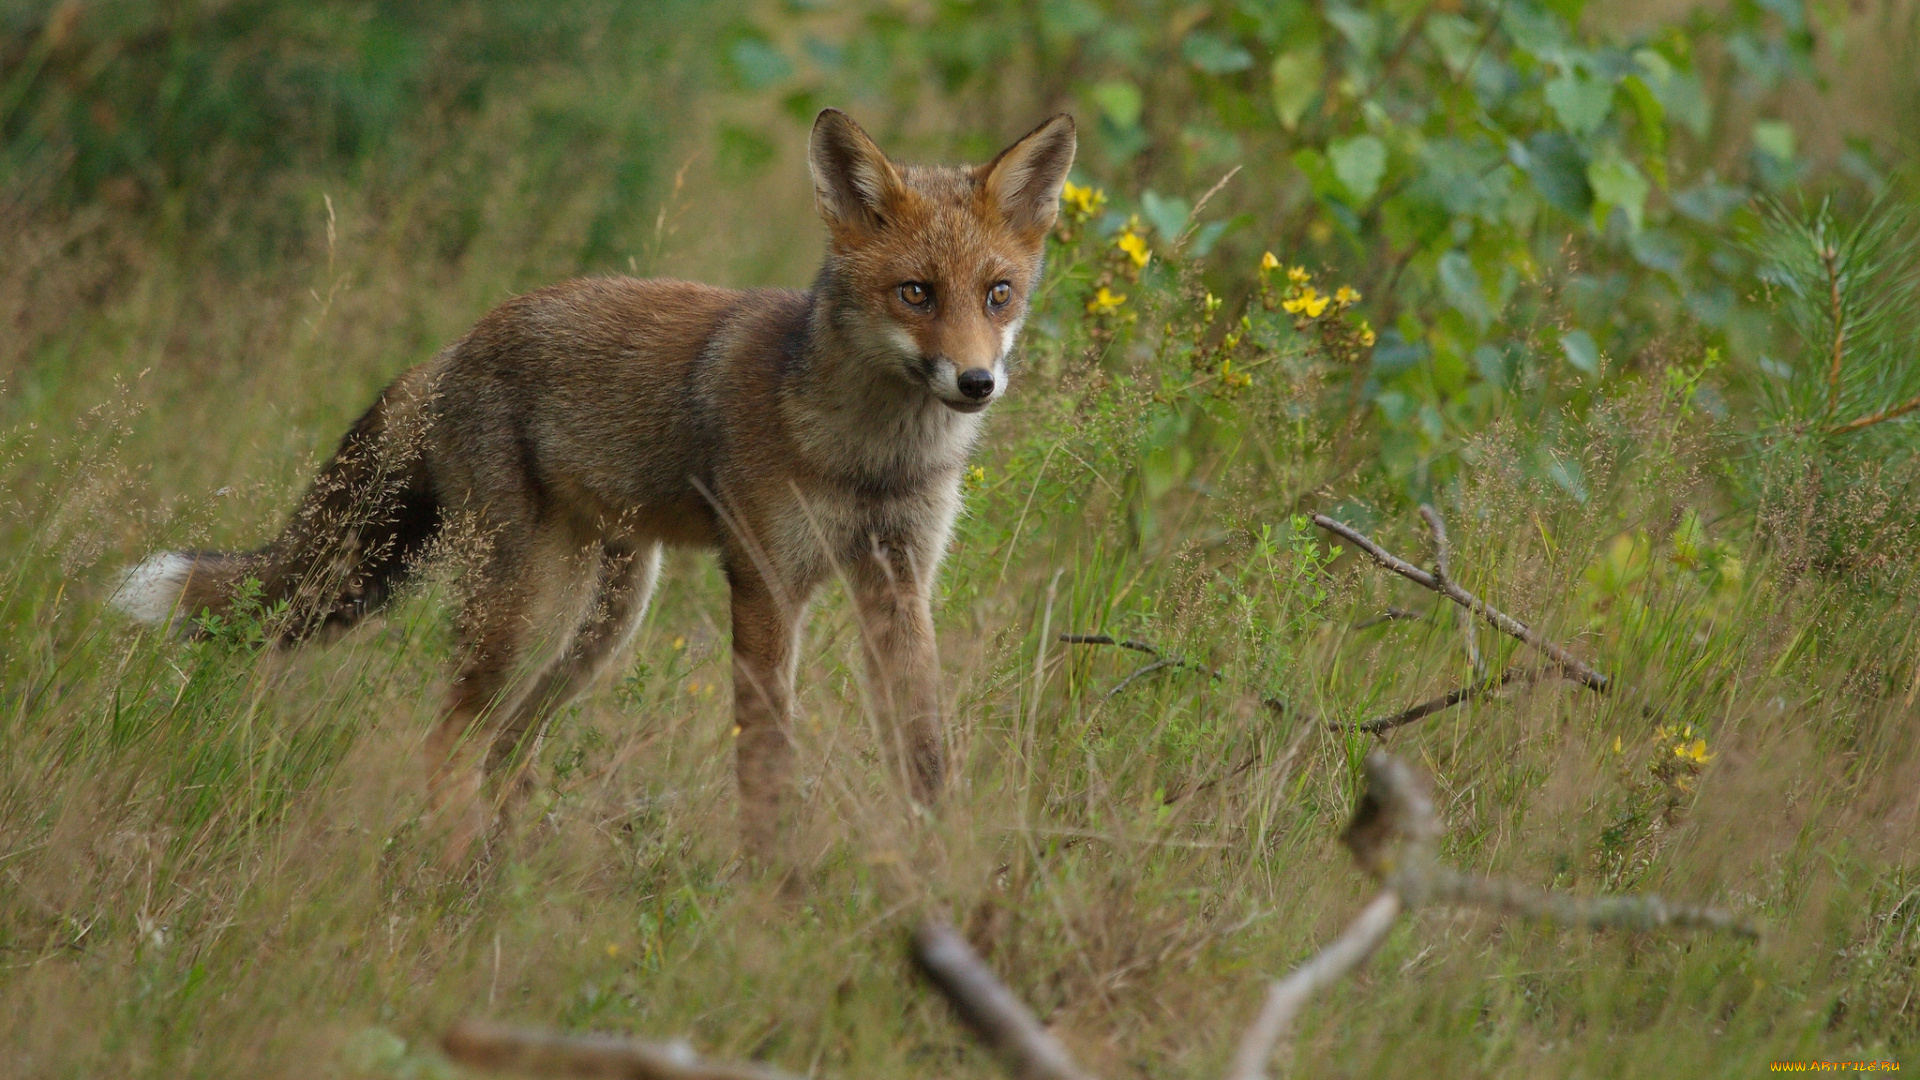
(3, 1, 1918, 1076)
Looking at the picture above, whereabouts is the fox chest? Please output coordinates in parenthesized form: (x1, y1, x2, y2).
(755, 477, 964, 585)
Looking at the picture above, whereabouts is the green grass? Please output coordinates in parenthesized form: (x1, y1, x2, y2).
(4, 5, 1919, 1076)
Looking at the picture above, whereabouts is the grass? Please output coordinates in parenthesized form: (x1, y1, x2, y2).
(4, 42, 1919, 1080)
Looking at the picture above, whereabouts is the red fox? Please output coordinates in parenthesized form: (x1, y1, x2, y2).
(113, 109, 1077, 859)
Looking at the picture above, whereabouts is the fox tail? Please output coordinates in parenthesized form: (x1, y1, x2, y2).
(113, 372, 441, 643)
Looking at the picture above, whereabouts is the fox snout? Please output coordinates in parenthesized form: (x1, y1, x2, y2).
(923, 351, 1007, 413)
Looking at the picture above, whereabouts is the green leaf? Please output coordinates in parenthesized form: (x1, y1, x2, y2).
(1587, 153, 1649, 232)
(1752, 120, 1796, 162)
(1560, 328, 1600, 374)
(1328, 134, 1387, 204)
(1619, 75, 1667, 187)
(1140, 190, 1190, 241)
(1269, 49, 1323, 129)
(1516, 132, 1592, 217)
(1633, 48, 1711, 137)
(1438, 250, 1493, 328)
(1325, 6, 1382, 59)
(1545, 71, 1614, 135)
(1089, 80, 1143, 129)
(1183, 31, 1254, 74)
(1423, 13, 1484, 76)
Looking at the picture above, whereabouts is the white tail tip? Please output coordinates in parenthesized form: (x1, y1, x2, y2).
(111, 552, 195, 626)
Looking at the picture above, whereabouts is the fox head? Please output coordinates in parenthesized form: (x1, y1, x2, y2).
(808, 109, 1076, 414)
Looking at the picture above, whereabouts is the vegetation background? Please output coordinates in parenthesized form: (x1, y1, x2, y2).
(4, 0, 1920, 1075)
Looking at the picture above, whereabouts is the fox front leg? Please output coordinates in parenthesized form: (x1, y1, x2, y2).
(726, 564, 809, 860)
(850, 537, 945, 807)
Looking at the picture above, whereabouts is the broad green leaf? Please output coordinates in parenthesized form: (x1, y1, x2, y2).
(1515, 132, 1592, 217)
(1326, 6, 1382, 58)
(1423, 13, 1483, 75)
(1269, 49, 1323, 129)
(1634, 48, 1711, 136)
(1588, 153, 1649, 231)
(1439, 250, 1493, 328)
(1619, 75, 1667, 187)
(1329, 134, 1387, 204)
(1752, 120, 1795, 161)
(1140, 190, 1190, 240)
(1183, 31, 1254, 74)
(1545, 71, 1614, 135)
(1560, 328, 1600, 373)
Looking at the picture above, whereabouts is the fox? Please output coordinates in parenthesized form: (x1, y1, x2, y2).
(111, 109, 1077, 860)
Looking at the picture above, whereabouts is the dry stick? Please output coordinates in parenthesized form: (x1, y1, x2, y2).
(1346, 666, 1549, 735)
(1229, 751, 1756, 1080)
(1311, 514, 1610, 692)
(913, 921, 1101, 1080)
(1225, 891, 1402, 1080)
(1829, 390, 1920, 435)
(442, 1021, 802, 1080)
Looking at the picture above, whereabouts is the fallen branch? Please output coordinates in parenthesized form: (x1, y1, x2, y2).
(1312, 513, 1609, 692)
(1228, 750, 1757, 1080)
(442, 1020, 801, 1080)
(1342, 666, 1549, 735)
(912, 921, 1100, 1080)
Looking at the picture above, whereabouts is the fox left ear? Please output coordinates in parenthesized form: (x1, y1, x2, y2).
(981, 114, 1077, 234)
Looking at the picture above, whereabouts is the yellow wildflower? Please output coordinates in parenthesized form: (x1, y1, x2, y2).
(1287, 265, 1310, 284)
(1086, 286, 1127, 314)
(1674, 738, 1713, 765)
(1334, 285, 1361, 308)
(1116, 228, 1151, 269)
(966, 464, 986, 486)
(1260, 250, 1281, 272)
(1220, 358, 1252, 389)
(1061, 180, 1106, 218)
(1359, 321, 1376, 347)
(1282, 287, 1330, 318)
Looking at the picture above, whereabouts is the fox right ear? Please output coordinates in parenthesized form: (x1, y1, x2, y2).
(809, 109, 907, 234)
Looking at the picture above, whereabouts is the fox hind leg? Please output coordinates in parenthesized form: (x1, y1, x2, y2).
(424, 518, 594, 863)
(485, 539, 663, 781)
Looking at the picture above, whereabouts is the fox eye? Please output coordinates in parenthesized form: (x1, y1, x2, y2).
(898, 282, 932, 308)
(987, 281, 1013, 309)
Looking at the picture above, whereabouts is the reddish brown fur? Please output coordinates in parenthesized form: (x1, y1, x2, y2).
(115, 110, 1077, 861)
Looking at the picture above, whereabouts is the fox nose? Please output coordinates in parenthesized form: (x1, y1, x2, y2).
(957, 368, 995, 401)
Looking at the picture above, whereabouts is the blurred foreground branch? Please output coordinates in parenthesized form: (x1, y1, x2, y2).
(446, 751, 1755, 1080)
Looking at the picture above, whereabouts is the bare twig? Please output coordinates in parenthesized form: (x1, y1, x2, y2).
(1226, 892, 1402, 1080)
(1340, 666, 1549, 735)
(1350, 606, 1422, 631)
(1104, 657, 1183, 699)
(912, 921, 1100, 1080)
(442, 1021, 802, 1080)
(1230, 750, 1757, 1080)
(1312, 515, 1609, 692)
(1060, 633, 1224, 693)
(1829, 390, 1920, 435)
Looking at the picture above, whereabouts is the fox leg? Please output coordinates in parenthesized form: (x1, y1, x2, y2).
(727, 561, 811, 860)
(424, 521, 591, 861)
(486, 540, 663, 779)
(848, 537, 945, 806)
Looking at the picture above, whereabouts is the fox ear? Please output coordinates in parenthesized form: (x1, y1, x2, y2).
(809, 109, 907, 233)
(981, 114, 1077, 234)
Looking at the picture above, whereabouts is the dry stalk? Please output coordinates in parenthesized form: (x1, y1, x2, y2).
(442, 1020, 801, 1080)
(1312, 513, 1610, 692)
(912, 921, 1101, 1080)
